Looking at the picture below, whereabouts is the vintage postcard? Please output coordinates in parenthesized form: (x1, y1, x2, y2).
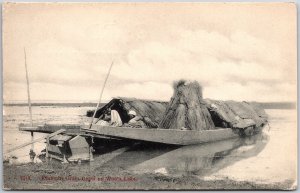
(2, 2, 297, 190)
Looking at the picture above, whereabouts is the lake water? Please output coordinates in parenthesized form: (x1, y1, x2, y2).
(3, 106, 297, 185)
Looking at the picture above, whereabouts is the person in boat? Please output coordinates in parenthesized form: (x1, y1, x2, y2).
(123, 110, 144, 128)
(128, 110, 140, 124)
(95, 108, 122, 127)
(110, 109, 123, 126)
(122, 110, 159, 128)
(94, 109, 110, 125)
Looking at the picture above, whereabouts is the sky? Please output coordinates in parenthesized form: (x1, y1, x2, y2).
(3, 3, 297, 103)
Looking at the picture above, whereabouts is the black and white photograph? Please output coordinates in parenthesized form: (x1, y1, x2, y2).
(2, 2, 297, 190)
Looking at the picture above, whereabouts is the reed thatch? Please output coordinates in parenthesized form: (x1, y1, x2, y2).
(87, 80, 268, 131)
(249, 102, 268, 119)
(159, 80, 215, 131)
(226, 100, 267, 127)
(205, 99, 268, 129)
(89, 97, 168, 128)
(204, 99, 238, 128)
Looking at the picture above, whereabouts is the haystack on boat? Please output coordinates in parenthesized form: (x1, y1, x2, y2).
(204, 99, 268, 136)
(80, 80, 268, 145)
(20, 80, 268, 147)
(86, 97, 168, 128)
(159, 80, 215, 131)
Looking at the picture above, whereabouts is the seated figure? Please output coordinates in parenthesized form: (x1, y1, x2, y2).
(110, 109, 123, 127)
(123, 110, 144, 128)
(95, 108, 122, 127)
(122, 110, 159, 128)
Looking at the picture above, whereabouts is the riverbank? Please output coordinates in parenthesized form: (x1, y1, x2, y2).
(3, 162, 294, 190)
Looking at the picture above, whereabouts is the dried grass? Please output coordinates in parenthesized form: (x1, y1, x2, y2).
(205, 99, 268, 129)
(159, 80, 215, 130)
(93, 97, 168, 128)
(89, 80, 267, 130)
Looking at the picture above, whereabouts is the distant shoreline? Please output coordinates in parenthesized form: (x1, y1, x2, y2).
(3, 102, 102, 107)
(258, 102, 296, 109)
(2, 102, 296, 109)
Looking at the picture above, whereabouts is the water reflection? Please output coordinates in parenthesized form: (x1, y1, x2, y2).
(130, 132, 269, 177)
(10, 127, 268, 179)
(95, 142, 179, 169)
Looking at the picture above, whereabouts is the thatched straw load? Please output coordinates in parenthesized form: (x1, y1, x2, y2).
(204, 99, 238, 128)
(86, 80, 268, 132)
(120, 97, 168, 127)
(88, 97, 168, 128)
(159, 80, 215, 131)
(204, 99, 268, 130)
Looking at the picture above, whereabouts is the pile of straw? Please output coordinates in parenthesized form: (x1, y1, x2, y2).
(159, 80, 215, 130)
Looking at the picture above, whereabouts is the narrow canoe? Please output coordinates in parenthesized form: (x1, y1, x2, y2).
(19, 124, 263, 146)
(81, 125, 242, 145)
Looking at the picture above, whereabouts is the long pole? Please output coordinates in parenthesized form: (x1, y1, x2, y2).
(24, 48, 34, 150)
(6, 129, 66, 154)
(89, 61, 114, 129)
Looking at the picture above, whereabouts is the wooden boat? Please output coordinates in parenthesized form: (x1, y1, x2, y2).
(16, 97, 267, 163)
(81, 125, 264, 145)
(18, 94, 268, 146)
(14, 60, 268, 162)
(16, 95, 267, 163)
(19, 122, 264, 146)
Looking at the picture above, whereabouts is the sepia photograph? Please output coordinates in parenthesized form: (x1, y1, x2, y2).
(2, 2, 297, 190)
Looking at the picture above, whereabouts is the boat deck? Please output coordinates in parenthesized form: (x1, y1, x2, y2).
(19, 123, 240, 145)
(19, 123, 81, 133)
(81, 125, 239, 145)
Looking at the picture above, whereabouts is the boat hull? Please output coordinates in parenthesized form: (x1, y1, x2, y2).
(82, 125, 241, 145)
(19, 124, 264, 146)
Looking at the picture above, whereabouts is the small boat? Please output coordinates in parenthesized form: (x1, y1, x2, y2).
(17, 81, 268, 162)
(19, 97, 268, 146)
(81, 125, 263, 146)
(19, 124, 265, 147)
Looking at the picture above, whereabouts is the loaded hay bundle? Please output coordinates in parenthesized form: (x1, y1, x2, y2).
(159, 80, 215, 130)
(204, 99, 268, 132)
(87, 97, 168, 128)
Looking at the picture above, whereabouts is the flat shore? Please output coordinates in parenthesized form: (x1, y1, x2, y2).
(3, 162, 294, 190)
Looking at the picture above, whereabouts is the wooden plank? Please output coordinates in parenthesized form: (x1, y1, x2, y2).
(82, 126, 239, 145)
(48, 144, 62, 154)
(6, 129, 66, 153)
(50, 135, 72, 141)
(19, 124, 81, 133)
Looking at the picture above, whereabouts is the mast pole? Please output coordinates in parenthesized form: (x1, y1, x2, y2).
(89, 61, 114, 129)
(24, 48, 34, 151)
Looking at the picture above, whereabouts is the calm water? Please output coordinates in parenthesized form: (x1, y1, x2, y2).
(3, 106, 297, 185)
(3, 106, 91, 163)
